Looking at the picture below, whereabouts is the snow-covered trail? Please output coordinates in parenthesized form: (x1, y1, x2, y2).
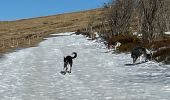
(0, 32, 170, 100)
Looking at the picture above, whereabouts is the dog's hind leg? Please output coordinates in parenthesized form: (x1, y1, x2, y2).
(64, 61, 68, 71)
(69, 60, 73, 73)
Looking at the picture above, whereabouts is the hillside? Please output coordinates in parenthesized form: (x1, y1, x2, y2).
(0, 8, 105, 53)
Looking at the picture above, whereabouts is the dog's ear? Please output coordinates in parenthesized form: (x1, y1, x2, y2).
(64, 57, 66, 61)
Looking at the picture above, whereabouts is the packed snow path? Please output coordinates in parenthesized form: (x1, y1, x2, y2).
(0, 32, 170, 100)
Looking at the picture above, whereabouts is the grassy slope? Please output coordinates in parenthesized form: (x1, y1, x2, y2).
(0, 8, 104, 53)
(0, 8, 104, 37)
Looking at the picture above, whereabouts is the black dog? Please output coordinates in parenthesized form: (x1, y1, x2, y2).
(64, 52, 77, 73)
(131, 46, 152, 63)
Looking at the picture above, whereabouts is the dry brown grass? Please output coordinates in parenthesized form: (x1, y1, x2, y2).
(0, 8, 104, 37)
(100, 33, 170, 63)
(105, 35, 141, 52)
(148, 38, 170, 62)
(0, 8, 105, 53)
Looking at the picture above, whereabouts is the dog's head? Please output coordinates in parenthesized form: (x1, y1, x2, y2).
(146, 54, 152, 61)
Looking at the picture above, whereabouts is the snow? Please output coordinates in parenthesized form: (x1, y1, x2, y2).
(165, 32, 170, 35)
(0, 32, 170, 100)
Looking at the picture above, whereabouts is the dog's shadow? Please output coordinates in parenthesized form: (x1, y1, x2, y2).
(60, 71, 71, 75)
(60, 71, 66, 75)
(125, 61, 146, 66)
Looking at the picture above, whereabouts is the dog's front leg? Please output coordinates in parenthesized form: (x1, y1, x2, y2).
(133, 57, 137, 63)
(66, 67, 68, 72)
(139, 56, 142, 63)
(69, 61, 73, 73)
(69, 67, 72, 73)
(133, 58, 135, 63)
(63, 65, 66, 71)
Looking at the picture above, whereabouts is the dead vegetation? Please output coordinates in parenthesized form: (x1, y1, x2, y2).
(82, 0, 170, 63)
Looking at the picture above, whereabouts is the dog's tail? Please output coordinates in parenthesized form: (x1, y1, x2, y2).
(71, 52, 77, 59)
